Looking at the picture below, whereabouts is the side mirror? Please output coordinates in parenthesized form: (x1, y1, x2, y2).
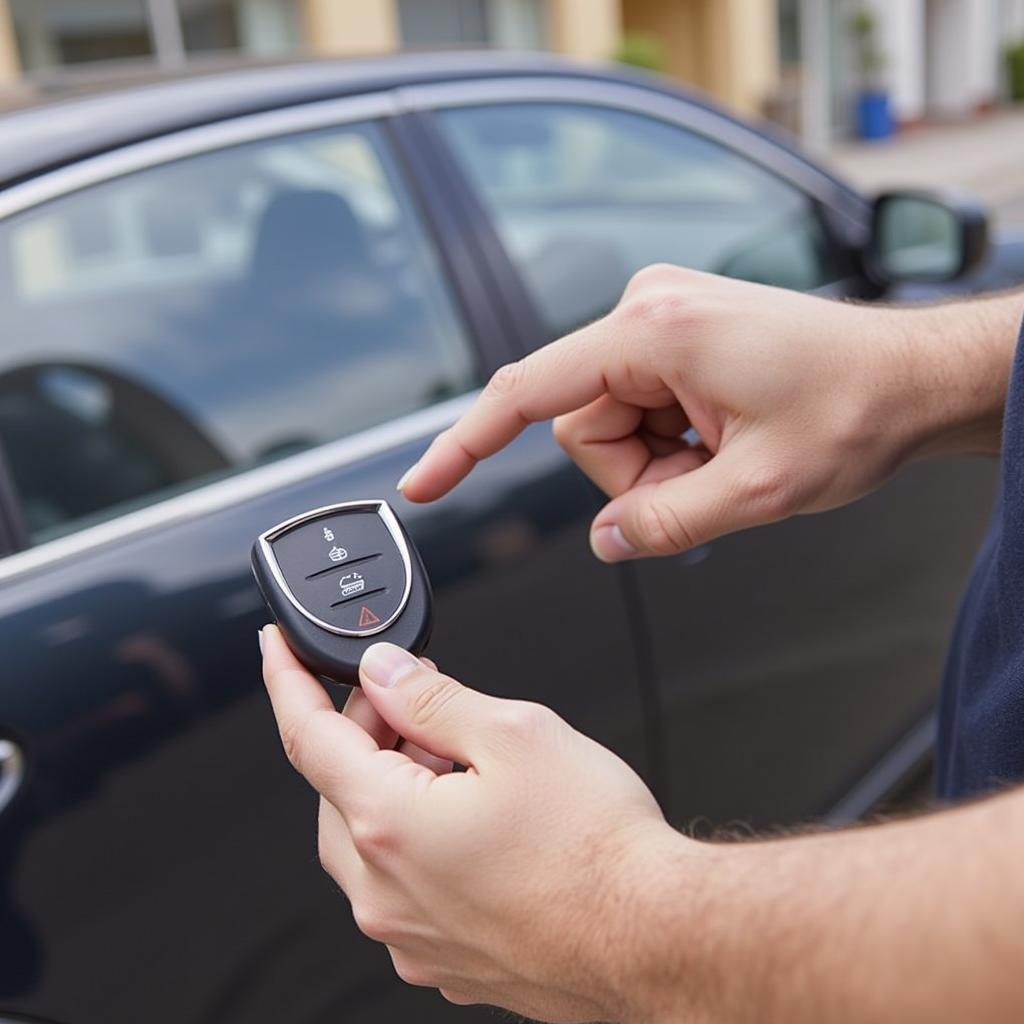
(867, 190, 988, 285)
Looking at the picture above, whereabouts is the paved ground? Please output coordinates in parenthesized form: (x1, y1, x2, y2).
(827, 106, 1024, 228)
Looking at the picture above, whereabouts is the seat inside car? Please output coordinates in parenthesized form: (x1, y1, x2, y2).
(233, 187, 428, 456)
(248, 188, 373, 296)
(246, 186, 416, 332)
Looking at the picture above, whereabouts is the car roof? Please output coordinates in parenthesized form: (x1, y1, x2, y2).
(0, 51, 837, 194)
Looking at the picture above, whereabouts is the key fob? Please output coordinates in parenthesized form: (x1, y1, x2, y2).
(251, 499, 432, 686)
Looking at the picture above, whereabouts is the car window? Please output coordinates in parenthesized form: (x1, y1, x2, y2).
(0, 120, 477, 544)
(436, 102, 837, 337)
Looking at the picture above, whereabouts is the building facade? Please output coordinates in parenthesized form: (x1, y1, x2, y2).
(0, 0, 774, 118)
(795, 0, 1020, 146)
(0, 0, 1022, 140)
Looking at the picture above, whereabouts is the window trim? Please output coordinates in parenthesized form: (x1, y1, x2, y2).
(0, 388, 479, 584)
(388, 107, 547, 358)
(0, 92, 397, 222)
(0, 440, 28, 556)
(396, 77, 871, 239)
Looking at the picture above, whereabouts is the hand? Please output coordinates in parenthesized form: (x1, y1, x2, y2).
(399, 265, 1009, 560)
(260, 625, 687, 1022)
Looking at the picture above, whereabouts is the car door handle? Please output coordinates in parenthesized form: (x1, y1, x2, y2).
(0, 739, 25, 817)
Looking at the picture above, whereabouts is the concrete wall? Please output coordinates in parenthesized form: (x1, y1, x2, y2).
(548, 0, 622, 60)
(705, 0, 779, 115)
(1003, 0, 1024, 38)
(925, 0, 998, 116)
(302, 0, 399, 56)
(0, 0, 20, 85)
(866, 0, 926, 122)
(966, 0, 999, 106)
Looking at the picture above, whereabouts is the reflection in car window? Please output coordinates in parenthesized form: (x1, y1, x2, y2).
(0, 121, 477, 544)
(437, 102, 837, 337)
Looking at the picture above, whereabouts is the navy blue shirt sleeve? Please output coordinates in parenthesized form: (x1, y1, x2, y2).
(938, 316, 1024, 799)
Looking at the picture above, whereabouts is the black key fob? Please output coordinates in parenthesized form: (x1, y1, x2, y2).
(251, 499, 432, 686)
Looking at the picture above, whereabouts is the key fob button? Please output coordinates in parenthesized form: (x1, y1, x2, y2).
(252, 499, 433, 686)
(271, 511, 393, 580)
(333, 592, 390, 633)
(260, 504, 411, 636)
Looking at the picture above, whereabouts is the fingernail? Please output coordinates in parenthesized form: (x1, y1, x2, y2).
(591, 524, 638, 563)
(362, 643, 420, 688)
(257, 629, 265, 655)
(396, 463, 418, 492)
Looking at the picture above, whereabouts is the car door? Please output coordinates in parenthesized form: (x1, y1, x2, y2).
(414, 75, 999, 830)
(0, 93, 648, 1024)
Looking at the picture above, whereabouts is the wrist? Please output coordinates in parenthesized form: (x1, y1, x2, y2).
(869, 297, 1021, 462)
(602, 823, 731, 1024)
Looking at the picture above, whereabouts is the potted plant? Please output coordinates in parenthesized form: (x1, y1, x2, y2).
(849, 8, 892, 140)
(1006, 39, 1024, 102)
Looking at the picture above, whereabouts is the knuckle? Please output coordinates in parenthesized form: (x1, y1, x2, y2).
(279, 719, 304, 770)
(618, 293, 659, 326)
(440, 988, 476, 1006)
(486, 360, 524, 399)
(637, 498, 696, 554)
(348, 815, 399, 861)
(499, 700, 555, 740)
(391, 954, 435, 988)
(279, 708, 340, 778)
(619, 290, 695, 333)
(278, 710, 325, 773)
(551, 413, 576, 449)
(408, 674, 463, 731)
(736, 465, 799, 519)
(351, 902, 393, 944)
(626, 262, 677, 291)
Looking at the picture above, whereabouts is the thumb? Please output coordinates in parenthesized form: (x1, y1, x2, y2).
(359, 643, 505, 766)
(591, 445, 790, 560)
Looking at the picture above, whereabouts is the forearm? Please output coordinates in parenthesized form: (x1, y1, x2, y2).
(877, 290, 1024, 461)
(628, 789, 1024, 1023)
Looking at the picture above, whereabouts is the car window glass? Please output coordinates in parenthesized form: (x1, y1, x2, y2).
(437, 102, 837, 337)
(0, 120, 477, 545)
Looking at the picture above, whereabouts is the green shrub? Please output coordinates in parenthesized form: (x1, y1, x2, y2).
(1007, 40, 1024, 102)
(614, 32, 663, 73)
(848, 7, 885, 90)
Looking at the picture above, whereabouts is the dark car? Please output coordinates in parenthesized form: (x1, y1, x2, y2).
(0, 52, 1006, 1024)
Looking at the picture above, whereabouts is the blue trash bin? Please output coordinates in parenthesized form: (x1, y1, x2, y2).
(856, 90, 893, 140)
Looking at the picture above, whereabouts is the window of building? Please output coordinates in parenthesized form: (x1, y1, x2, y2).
(10, 0, 153, 71)
(398, 0, 546, 50)
(178, 0, 302, 57)
(0, 120, 478, 543)
(438, 102, 837, 337)
(8, 0, 303, 75)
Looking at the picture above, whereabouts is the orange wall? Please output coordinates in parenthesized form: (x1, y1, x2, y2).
(623, 0, 708, 86)
(622, 0, 779, 116)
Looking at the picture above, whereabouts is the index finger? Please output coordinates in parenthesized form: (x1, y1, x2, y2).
(261, 625, 378, 800)
(399, 318, 616, 502)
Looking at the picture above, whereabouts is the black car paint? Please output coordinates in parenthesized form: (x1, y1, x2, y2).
(0, 56, 1002, 1022)
(0, 422, 648, 1024)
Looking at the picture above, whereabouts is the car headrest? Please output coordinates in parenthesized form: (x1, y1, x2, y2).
(248, 188, 372, 291)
